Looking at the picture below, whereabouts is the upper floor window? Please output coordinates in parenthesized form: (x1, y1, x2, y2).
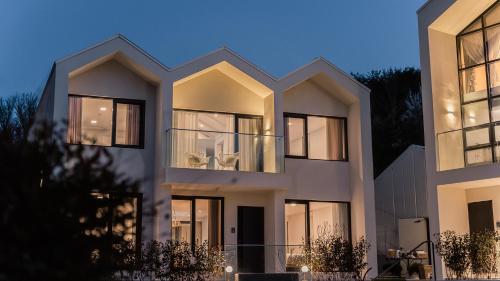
(284, 113, 347, 161)
(67, 95, 145, 148)
(456, 2, 500, 166)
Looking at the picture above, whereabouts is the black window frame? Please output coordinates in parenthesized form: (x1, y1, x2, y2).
(171, 195, 225, 251)
(67, 94, 146, 149)
(284, 112, 348, 161)
(284, 199, 352, 245)
(456, 1, 500, 166)
(92, 191, 143, 261)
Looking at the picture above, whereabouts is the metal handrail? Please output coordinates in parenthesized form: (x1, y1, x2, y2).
(374, 240, 436, 280)
(166, 127, 283, 138)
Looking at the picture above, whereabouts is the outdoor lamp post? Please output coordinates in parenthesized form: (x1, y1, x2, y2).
(225, 265, 233, 281)
(301, 265, 309, 281)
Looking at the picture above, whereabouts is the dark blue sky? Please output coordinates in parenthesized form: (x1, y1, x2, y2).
(0, 0, 426, 97)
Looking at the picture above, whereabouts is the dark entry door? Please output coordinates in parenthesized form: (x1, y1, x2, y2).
(468, 200, 494, 234)
(237, 206, 265, 273)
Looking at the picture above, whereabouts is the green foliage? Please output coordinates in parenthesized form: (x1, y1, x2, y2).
(0, 93, 140, 281)
(299, 230, 371, 280)
(435, 230, 500, 279)
(352, 68, 423, 177)
(119, 240, 224, 281)
(469, 230, 499, 277)
(435, 231, 471, 279)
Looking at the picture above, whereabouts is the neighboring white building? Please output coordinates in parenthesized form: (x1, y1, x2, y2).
(374, 145, 428, 272)
(35, 35, 377, 276)
(418, 0, 500, 278)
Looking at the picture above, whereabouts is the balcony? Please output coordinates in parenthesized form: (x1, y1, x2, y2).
(436, 127, 500, 171)
(166, 128, 284, 174)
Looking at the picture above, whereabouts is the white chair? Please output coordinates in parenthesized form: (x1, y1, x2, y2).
(185, 152, 210, 169)
(216, 152, 240, 170)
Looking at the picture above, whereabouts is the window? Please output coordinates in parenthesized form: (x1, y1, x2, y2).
(172, 196, 223, 248)
(285, 200, 350, 268)
(90, 192, 142, 258)
(284, 113, 347, 161)
(456, 2, 500, 166)
(67, 95, 145, 148)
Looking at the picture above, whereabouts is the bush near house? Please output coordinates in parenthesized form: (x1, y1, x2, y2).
(288, 230, 371, 281)
(435, 230, 500, 279)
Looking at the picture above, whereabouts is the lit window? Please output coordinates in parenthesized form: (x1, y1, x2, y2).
(67, 96, 144, 148)
(284, 113, 347, 161)
(285, 117, 306, 157)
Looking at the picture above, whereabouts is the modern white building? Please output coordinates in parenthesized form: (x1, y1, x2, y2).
(418, 0, 500, 278)
(35, 35, 377, 276)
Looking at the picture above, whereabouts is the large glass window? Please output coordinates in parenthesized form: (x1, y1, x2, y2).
(67, 95, 144, 148)
(172, 196, 223, 248)
(285, 200, 350, 270)
(284, 113, 347, 161)
(456, 3, 500, 166)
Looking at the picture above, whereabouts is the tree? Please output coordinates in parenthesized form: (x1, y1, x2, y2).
(0, 93, 140, 281)
(352, 68, 424, 177)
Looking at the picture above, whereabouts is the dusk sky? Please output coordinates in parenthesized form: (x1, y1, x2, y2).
(0, 0, 426, 98)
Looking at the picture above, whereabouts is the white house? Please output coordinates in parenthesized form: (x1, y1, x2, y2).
(35, 35, 377, 276)
(418, 0, 500, 278)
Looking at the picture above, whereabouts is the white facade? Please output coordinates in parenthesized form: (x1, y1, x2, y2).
(418, 0, 500, 278)
(374, 145, 427, 271)
(36, 35, 377, 275)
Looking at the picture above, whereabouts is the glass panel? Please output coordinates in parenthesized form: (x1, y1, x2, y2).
(285, 117, 306, 156)
(195, 199, 222, 248)
(458, 31, 485, 68)
(465, 127, 490, 147)
(113, 196, 138, 242)
(462, 18, 482, 34)
(172, 200, 192, 243)
(309, 202, 349, 241)
(460, 66, 487, 102)
(496, 144, 500, 161)
(238, 117, 263, 172)
(115, 103, 141, 146)
(489, 62, 500, 96)
(492, 98, 500, 121)
(487, 25, 500, 61)
(485, 2, 500, 27)
(285, 203, 307, 268)
(172, 110, 235, 169)
(463, 101, 490, 127)
(496, 125, 500, 141)
(466, 147, 492, 166)
(80, 97, 113, 146)
(436, 130, 465, 171)
(307, 116, 346, 160)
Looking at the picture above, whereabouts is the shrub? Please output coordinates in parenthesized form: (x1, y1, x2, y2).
(469, 230, 499, 278)
(435, 231, 470, 279)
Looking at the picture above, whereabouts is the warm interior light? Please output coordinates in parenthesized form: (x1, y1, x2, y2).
(90, 120, 97, 124)
(288, 122, 293, 126)
(214, 113, 218, 118)
(100, 107, 107, 111)
(199, 123, 204, 128)
(290, 203, 297, 207)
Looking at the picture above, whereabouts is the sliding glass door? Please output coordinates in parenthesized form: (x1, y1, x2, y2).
(171, 109, 263, 171)
(172, 196, 223, 248)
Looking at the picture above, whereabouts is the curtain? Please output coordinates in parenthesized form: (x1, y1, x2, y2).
(488, 27, 500, 61)
(67, 96, 82, 143)
(461, 32, 484, 67)
(125, 104, 140, 145)
(238, 118, 263, 172)
(326, 118, 345, 160)
(172, 110, 198, 168)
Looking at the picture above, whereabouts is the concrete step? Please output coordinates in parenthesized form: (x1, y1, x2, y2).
(236, 272, 300, 281)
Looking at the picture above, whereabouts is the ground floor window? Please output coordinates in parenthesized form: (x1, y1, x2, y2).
(171, 196, 223, 248)
(285, 200, 350, 268)
(91, 192, 142, 258)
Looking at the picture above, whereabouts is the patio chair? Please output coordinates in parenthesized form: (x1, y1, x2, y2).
(215, 152, 240, 170)
(185, 152, 210, 169)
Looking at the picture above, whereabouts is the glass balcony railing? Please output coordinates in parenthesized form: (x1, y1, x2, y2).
(436, 127, 500, 171)
(166, 128, 284, 173)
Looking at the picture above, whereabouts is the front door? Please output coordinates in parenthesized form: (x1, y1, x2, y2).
(468, 200, 494, 234)
(237, 206, 265, 273)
